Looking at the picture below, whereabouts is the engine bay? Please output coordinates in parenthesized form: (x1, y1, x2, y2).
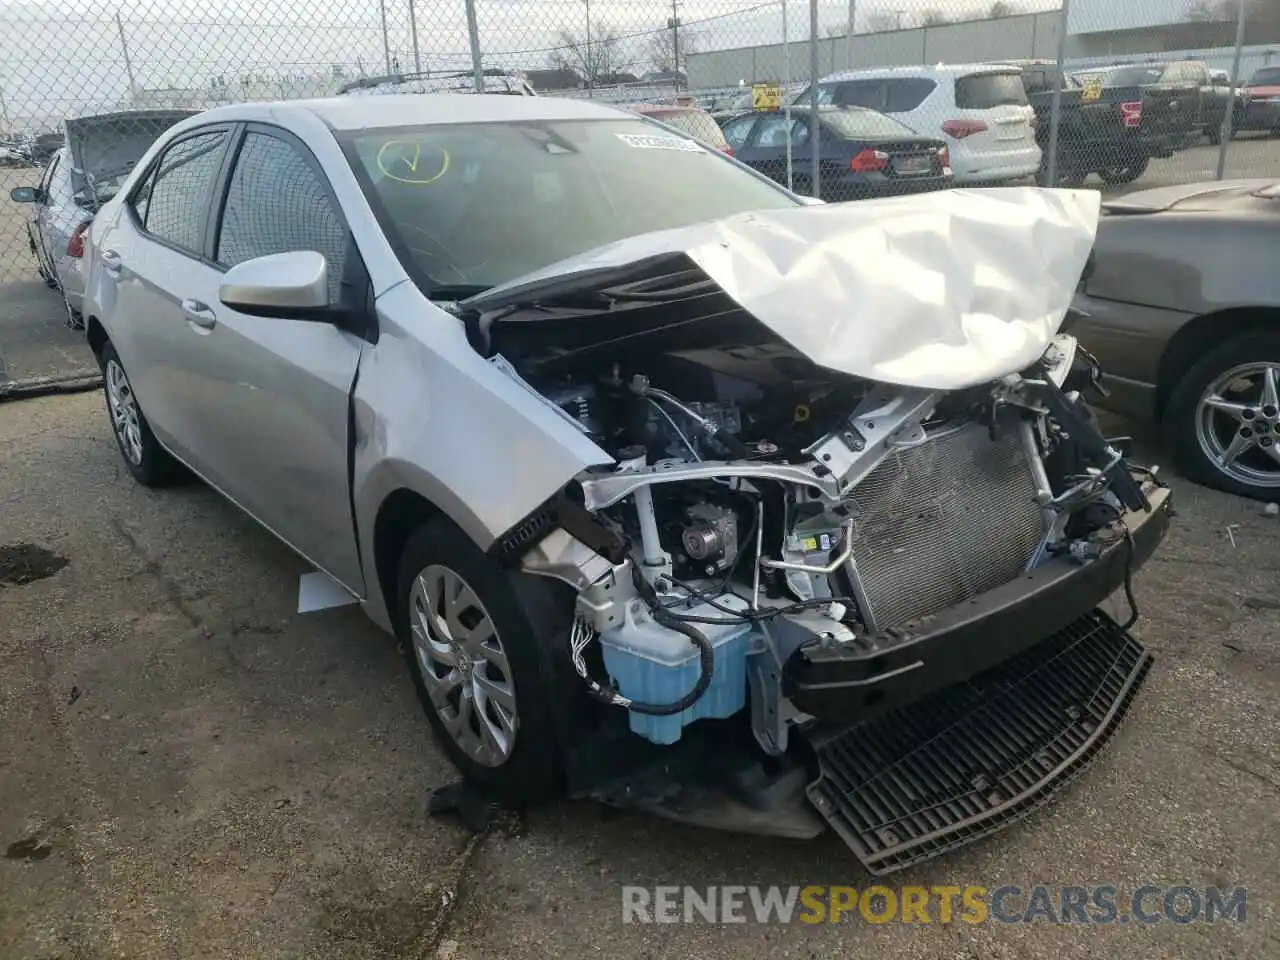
(473, 293, 1157, 757)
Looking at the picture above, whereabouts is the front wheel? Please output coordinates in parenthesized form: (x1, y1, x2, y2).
(1097, 157, 1149, 184)
(395, 517, 569, 804)
(1163, 332, 1280, 500)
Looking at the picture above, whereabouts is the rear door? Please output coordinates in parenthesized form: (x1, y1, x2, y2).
(95, 125, 236, 455)
(950, 69, 1035, 153)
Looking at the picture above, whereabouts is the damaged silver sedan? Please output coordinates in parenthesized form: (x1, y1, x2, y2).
(80, 94, 1172, 874)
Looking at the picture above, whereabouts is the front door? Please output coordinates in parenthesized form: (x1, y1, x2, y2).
(164, 126, 365, 591)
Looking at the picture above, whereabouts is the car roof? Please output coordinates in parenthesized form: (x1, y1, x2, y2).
(178, 94, 633, 133)
(819, 62, 1020, 83)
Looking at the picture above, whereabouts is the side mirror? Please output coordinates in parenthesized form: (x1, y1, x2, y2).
(9, 186, 39, 203)
(219, 250, 330, 319)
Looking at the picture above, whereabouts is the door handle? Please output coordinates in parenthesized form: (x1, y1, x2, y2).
(181, 298, 217, 330)
(100, 249, 122, 274)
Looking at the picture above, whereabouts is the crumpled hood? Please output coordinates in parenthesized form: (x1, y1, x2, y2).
(463, 186, 1101, 391)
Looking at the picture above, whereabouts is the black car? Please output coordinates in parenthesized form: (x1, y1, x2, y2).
(718, 105, 952, 202)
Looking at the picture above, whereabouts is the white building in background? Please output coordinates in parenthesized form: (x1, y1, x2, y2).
(686, 1, 1280, 90)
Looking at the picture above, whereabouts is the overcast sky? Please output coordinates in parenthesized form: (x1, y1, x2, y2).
(1, 0, 1170, 130)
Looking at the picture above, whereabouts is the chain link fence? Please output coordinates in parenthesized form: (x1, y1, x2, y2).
(0, 0, 1277, 372)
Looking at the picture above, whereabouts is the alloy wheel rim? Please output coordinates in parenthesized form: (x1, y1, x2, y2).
(1195, 361, 1280, 489)
(409, 564, 518, 767)
(105, 359, 144, 466)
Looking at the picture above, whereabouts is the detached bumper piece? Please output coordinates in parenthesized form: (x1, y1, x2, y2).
(805, 610, 1151, 875)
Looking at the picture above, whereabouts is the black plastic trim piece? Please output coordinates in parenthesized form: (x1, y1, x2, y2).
(805, 609, 1153, 874)
(488, 488, 630, 568)
(784, 483, 1171, 724)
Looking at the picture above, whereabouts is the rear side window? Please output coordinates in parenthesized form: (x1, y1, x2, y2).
(884, 79, 937, 111)
(138, 130, 228, 254)
(216, 131, 347, 302)
(1252, 67, 1280, 85)
(955, 72, 1028, 109)
(830, 80, 885, 109)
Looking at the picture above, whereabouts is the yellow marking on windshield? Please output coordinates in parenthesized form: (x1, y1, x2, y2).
(376, 140, 450, 184)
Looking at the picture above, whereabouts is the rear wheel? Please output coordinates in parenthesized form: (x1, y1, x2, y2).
(395, 517, 569, 804)
(1097, 158, 1149, 184)
(1163, 332, 1280, 500)
(99, 342, 183, 487)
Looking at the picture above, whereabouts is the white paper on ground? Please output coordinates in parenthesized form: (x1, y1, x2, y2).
(297, 570, 359, 613)
(468, 187, 1102, 391)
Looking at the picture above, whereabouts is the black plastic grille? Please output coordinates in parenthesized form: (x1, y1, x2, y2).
(806, 610, 1152, 875)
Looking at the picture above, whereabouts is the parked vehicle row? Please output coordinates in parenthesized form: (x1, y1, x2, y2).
(8, 110, 193, 325)
(792, 63, 1041, 185)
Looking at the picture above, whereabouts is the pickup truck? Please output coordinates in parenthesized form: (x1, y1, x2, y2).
(1240, 65, 1280, 134)
(1006, 59, 1185, 186)
(1069, 60, 1242, 145)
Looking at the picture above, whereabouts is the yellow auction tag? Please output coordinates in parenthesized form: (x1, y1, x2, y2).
(1080, 75, 1103, 103)
(752, 83, 782, 110)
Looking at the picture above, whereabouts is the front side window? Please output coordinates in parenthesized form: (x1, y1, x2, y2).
(217, 132, 347, 302)
(140, 130, 228, 254)
(343, 118, 796, 294)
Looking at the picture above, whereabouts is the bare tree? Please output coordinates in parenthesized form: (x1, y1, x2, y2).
(865, 13, 900, 31)
(548, 25, 624, 85)
(988, 1, 1017, 17)
(649, 23, 698, 74)
(920, 9, 952, 26)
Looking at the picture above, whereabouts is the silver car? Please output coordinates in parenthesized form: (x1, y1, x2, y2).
(80, 94, 1171, 870)
(9, 111, 192, 325)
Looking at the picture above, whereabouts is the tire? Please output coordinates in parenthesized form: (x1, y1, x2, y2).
(1097, 158, 1149, 185)
(1163, 331, 1280, 501)
(99, 342, 183, 487)
(395, 516, 570, 804)
(789, 174, 812, 199)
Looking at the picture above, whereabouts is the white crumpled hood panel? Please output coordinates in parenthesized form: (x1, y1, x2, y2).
(476, 186, 1102, 391)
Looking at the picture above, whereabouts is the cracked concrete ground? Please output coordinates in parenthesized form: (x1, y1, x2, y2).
(2, 391, 1278, 960)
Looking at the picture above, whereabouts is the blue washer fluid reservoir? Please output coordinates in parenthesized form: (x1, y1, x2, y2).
(598, 593, 754, 745)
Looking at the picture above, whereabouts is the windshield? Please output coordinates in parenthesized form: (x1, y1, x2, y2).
(342, 118, 794, 293)
(820, 108, 919, 139)
(1251, 67, 1280, 86)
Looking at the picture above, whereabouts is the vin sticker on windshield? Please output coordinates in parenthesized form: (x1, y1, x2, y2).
(615, 133, 703, 152)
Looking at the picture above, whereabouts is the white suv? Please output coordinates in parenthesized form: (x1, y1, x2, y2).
(795, 64, 1040, 184)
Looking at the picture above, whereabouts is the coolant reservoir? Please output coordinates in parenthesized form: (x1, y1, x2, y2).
(599, 595, 754, 745)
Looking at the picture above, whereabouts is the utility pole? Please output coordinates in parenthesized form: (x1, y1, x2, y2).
(1045, 0, 1071, 185)
(408, 0, 422, 73)
(669, 1, 682, 92)
(1216, 0, 1248, 180)
(464, 0, 484, 92)
(0, 79, 12, 136)
(115, 12, 139, 107)
(378, 0, 392, 74)
(808, 0, 820, 198)
(846, 0, 856, 69)
(585, 0, 593, 95)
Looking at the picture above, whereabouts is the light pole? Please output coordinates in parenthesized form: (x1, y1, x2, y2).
(585, 0, 593, 95)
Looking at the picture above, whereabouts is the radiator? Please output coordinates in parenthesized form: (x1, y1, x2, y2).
(843, 422, 1044, 632)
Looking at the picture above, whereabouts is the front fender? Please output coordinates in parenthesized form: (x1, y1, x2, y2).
(352, 283, 615, 628)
